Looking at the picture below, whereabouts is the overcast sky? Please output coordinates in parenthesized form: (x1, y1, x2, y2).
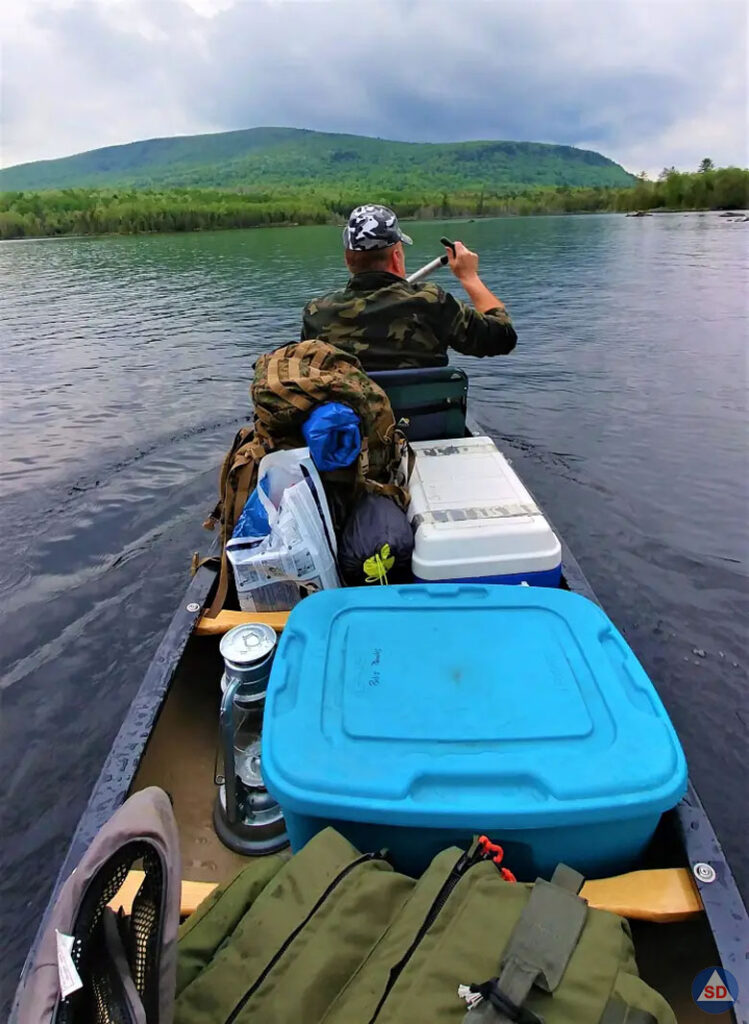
(1, 0, 747, 175)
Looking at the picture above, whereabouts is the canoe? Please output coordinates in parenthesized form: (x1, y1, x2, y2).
(12, 368, 748, 1023)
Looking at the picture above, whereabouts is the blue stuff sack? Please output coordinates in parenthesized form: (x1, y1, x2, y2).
(302, 403, 361, 472)
(232, 477, 271, 539)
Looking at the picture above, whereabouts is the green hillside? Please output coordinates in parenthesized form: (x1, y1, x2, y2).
(0, 126, 635, 192)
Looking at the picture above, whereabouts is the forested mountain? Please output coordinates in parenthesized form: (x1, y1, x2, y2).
(0, 126, 635, 192)
(4, 128, 744, 241)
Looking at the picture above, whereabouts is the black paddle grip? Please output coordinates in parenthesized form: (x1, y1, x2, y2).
(440, 236, 457, 257)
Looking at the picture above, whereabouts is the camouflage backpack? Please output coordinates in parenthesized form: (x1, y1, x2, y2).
(252, 339, 402, 484)
(201, 340, 408, 617)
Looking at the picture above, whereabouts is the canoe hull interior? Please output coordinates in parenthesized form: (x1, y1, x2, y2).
(12, 421, 748, 1024)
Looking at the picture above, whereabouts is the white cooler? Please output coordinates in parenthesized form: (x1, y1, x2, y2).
(406, 436, 562, 586)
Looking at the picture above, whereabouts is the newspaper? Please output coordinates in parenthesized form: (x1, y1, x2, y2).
(227, 477, 339, 612)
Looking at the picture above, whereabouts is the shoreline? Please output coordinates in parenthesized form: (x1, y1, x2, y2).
(3, 166, 747, 242)
(2, 206, 746, 244)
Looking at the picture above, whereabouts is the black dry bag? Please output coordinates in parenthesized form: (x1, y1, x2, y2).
(339, 493, 414, 586)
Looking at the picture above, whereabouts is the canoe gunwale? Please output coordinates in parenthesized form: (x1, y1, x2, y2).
(11, 557, 219, 1017)
(673, 785, 749, 1021)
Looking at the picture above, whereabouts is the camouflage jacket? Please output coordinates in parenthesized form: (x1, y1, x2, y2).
(300, 271, 517, 371)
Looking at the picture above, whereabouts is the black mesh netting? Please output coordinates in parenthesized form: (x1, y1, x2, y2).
(128, 848, 162, 1022)
(55, 840, 164, 1024)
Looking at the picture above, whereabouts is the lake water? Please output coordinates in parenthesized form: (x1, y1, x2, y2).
(1, 213, 747, 1007)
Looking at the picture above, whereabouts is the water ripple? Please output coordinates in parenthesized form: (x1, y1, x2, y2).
(0, 213, 747, 1008)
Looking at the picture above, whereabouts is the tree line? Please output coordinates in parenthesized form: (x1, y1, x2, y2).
(1, 163, 746, 240)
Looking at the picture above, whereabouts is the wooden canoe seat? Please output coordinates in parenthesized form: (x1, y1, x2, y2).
(112, 866, 702, 923)
(195, 609, 291, 636)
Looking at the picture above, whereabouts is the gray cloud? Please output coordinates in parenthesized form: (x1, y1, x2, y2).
(1, 0, 746, 175)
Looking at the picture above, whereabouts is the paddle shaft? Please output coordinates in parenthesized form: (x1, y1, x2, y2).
(406, 255, 447, 283)
(406, 236, 456, 284)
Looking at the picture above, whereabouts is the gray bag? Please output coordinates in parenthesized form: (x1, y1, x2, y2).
(15, 787, 181, 1024)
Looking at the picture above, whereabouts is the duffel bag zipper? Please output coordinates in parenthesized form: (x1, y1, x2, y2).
(225, 850, 386, 1024)
(366, 848, 477, 1024)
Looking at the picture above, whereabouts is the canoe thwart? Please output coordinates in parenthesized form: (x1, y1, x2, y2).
(112, 866, 703, 922)
(110, 870, 218, 918)
(195, 609, 291, 636)
(581, 867, 702, 922)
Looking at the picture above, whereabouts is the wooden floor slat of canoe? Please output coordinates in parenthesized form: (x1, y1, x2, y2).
(112, 866, 703, 922)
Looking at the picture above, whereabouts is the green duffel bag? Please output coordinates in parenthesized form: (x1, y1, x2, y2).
(175, 828, 675, 1024)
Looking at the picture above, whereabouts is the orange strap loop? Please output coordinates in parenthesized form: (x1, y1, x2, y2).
(477, 836, 517, 882)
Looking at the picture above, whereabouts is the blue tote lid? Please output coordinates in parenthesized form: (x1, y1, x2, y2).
(262, 586, 687, 829)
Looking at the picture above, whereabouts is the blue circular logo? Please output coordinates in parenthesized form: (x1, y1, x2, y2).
(692, 967, 738, 1014)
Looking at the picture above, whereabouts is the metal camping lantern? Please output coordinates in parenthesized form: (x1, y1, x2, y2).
(213, 623, 288, 855)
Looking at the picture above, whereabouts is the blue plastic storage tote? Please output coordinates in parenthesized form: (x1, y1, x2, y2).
(262, 585, 687, 879)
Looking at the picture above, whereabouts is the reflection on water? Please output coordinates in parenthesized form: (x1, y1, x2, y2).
(0, 213, 747, 1006)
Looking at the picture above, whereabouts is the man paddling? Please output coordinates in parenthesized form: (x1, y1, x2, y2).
(300, 204, 517, 371)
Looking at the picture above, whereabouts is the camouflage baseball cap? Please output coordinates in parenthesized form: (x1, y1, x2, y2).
(343, 204, 413, 251)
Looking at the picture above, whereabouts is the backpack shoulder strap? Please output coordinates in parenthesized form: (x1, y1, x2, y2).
(203, 426, 254, 533)
(464, 864, 587, 1024)
(463, 865, 664, 1024)
(202, 425, 274, 619)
